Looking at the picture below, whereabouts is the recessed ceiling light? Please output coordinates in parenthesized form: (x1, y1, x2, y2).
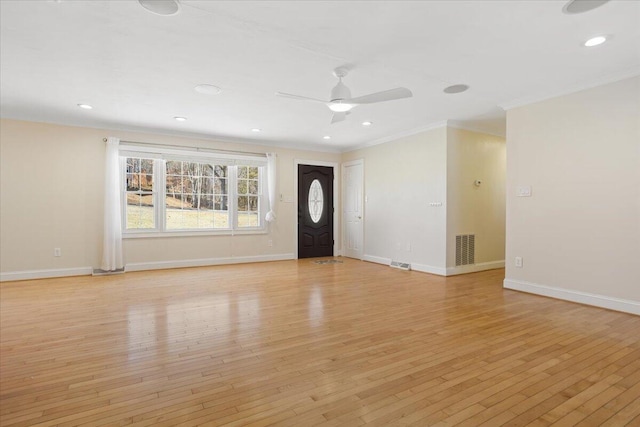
(362, 121, 373, 126)
(251, 128, 261, 132)
(194, 84, 222, 95)
(174, 116, 187, 122)
(443, 84, 469, 94)
(138, 0, 181, 16)
(563, 0, 610, 14)
(77, 103, 93, 110)
(323, 136, 331, 140)
(584, 36, 607, 47)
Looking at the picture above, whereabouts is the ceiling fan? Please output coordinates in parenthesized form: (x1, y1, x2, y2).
(276, 67, 413, 124)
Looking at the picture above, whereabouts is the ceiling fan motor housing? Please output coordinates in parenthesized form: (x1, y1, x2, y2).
(331, 80, 351, 102)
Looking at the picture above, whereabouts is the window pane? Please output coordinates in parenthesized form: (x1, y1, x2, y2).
(248, 167, 259, 179)
(126, 173, 140, 191)
(197, 210, 214, 228)
(249, 180, 258, 195)
(166, 160, 181, 175)
(166, 210, 184, 229)
(182, 176, 194, 195)
(166, 176, 183, 194)
(166, 193, 184, 209)
(214, 211, 229, 228)
(126, 194, 154, 229)
(182, 209, 198, 228)
(239, 212, 258, 228)
(248, 196, 258, 212)
(142, 174, 153, 191)
(140, 159, 154, 174)
(214, 165, 227, 178)
(196, 177, 212, 195)
(214, 178, 227, 194)
(237, 196, 248, 212)
(126, 158, 138, 174)
(237, 166, 248, 179)
(214, 195, 228, 211)
(202, 164, 213, 177)
(183, 162, 197, 176)
(200, 195, 213, 211)
(237, 180, 248, 195)
(200, 177, 212, 195)
(126, 204, 140, 229)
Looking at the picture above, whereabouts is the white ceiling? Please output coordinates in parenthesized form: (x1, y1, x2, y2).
(1, 0, 639, 152)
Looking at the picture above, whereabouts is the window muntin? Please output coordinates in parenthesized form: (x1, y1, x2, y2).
(125, 158, 155, 230)
(122, 154, 264, 234)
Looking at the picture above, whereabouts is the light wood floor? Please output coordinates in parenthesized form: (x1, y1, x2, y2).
(1, 259, 639, 426)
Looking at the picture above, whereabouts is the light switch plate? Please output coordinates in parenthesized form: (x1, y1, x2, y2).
(517, 186, 532, 197)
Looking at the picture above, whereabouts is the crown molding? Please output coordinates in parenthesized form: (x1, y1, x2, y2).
(342, 120, 449, 153)
(499, 67, 640, 111)
(447, 120, 506, 138)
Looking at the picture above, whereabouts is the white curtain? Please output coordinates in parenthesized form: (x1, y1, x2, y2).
(101, 137, 124, 271)
(265, 152, 277, 222)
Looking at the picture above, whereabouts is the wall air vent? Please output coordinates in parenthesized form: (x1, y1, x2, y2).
(455, 234, 475, 266)
(390, 261, 411, 271)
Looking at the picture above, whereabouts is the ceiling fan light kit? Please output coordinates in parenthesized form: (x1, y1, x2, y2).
(276, 67, 412, 124)
(328, 101, 354, 113)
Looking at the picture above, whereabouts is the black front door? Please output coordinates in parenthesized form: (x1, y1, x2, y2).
(298, 164, 334, 258)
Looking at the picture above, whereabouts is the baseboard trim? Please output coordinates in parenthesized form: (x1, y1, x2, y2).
(0, 267, 93, 282)
(504, 279, 640, 316)
(362, 255, 391, 266)
(412, 263, 447, 276)
(446, 260, 505, 276)
(125, 253, 295, 272)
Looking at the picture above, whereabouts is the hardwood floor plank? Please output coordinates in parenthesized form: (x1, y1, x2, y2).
(1, 260, 638, 426)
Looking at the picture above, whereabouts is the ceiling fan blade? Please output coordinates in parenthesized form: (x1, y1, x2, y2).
(331, 112, 347, 124)
(276, 92, 327, 104)
(349, 87, 413, 105)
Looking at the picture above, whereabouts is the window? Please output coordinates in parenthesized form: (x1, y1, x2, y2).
(121, 148, 265, 235)
(125, 157, 155, 229)
(236, 166, 260, 228)
(165, 161, 229, 230)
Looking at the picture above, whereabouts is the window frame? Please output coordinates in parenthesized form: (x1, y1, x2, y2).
(119, 146, 267, 238)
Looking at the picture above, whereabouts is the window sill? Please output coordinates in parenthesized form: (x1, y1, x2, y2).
(123, 229, 267, 239)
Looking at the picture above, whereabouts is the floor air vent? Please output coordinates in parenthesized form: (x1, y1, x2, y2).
(455, 234, 475, 266)
(390, 261, 411, 271)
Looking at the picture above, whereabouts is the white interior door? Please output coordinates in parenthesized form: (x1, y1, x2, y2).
(342, 160, 363, 259)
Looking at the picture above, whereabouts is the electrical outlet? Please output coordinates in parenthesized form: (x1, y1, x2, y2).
(268, 240, 273, 247)
(515, 256, 523, 268)
(54, 248, 61, 257)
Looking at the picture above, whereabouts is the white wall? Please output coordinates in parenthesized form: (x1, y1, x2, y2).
(447, 127, 506, 273)
(0, 119, 340, 279)
(504, 76, 640, 314)
(342, 125, 506, 276)
(343, 127, 449, 274)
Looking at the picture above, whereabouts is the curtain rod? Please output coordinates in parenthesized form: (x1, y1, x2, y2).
(103, 138, 267, 157)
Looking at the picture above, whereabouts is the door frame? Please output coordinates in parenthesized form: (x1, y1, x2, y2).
(294, 159, 339, 259)
(342, 159, 364, 260)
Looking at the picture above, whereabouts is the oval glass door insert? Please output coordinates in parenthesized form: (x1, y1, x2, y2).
(308, 179, 323, 223)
